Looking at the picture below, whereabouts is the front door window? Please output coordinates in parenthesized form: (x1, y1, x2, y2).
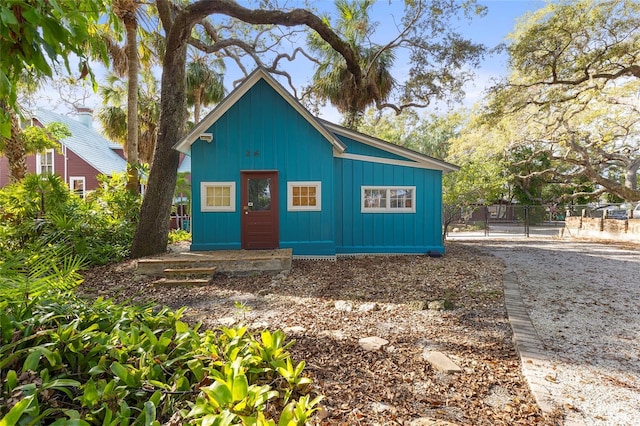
(248, 178, 272, 211)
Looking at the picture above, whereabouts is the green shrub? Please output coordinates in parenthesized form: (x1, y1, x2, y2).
(0, 293, 322, 425)
(0, 173, 140, 266)
(168, 229, 191, 244)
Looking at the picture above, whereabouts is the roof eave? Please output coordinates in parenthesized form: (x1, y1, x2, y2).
(322, 120, 459, 173)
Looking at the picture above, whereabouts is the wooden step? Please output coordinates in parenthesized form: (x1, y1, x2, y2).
(163, 267, 217, 277)
(152, 278, 211, 287)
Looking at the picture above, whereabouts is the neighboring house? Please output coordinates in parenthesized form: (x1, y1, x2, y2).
(0, 109, 127, 198)
(174, 68, 458, 257)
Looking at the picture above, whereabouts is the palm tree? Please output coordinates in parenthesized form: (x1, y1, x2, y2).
(0, 102, 26, 182)
(186, 55, 225, 124)
(111, 0, 140, 193)
(98, 70, 160, 165)
(99, 0, 160, 193)
(308, 0, 395, 129)
(0, 74, 43, 182)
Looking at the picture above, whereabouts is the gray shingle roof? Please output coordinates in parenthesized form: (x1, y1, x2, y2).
(35, 109, 127, 175)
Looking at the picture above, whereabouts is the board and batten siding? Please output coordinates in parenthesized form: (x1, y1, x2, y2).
(334, 156, 444, 255)
(190, 78, 336, 254)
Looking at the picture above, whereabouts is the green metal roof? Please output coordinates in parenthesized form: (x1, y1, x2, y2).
(36, 109, 127, 176)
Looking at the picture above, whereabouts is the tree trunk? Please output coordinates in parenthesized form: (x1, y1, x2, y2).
(130, 19, 188, 258)
(625, 158, 639, 192)
(0, 103, 27, 182)
(124, 15, 140, 193)
(194, 88, 202, 124)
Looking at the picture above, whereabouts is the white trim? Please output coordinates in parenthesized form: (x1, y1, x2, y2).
(69, 176, 86, 199)
(287, 181, 322, 211)
(361, 186, 416, 213)
(324, 120, 459, 173)
(336, 152, 439, 170)
(35, 149, 55, 175)
(201, 182, 236, 212)
(174, 68, 346, 154)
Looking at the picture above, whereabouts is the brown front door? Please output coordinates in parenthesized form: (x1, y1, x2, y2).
(241, 171, 279, 249)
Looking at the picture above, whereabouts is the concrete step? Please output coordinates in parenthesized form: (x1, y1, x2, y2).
(152, 278, 211, 287)
(163, 266, 217, 278)
(136, 249, 292, 277)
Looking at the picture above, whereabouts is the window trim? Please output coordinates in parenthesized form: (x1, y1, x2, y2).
(201, 181, 236, 212)
(69, 176, 86, 199)
(287, 181, 322, 211)
(35, 149, 55, 175)
(361, 186, 416, 213)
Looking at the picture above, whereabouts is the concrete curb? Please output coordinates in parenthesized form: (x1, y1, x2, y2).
(503, 270, 586, 425)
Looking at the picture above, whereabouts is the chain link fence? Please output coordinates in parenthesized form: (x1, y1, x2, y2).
(448, 203, 637, 238)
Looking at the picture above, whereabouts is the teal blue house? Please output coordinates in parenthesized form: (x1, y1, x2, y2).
(174, 68, 458, 258)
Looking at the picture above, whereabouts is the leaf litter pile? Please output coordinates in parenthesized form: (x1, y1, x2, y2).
(80, 242, 559, 425)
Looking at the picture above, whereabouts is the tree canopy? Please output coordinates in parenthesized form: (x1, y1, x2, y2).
(486, 0, 640, 202)
(0, 0, 108, 137)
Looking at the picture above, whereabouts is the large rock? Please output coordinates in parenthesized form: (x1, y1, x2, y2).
(423, 350, 462, 373)
(359, 336, 389, 351)
(359, 302, 378, 312)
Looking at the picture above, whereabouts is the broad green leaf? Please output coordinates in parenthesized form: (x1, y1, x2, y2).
(187, 359, 205, 382)
(277, 402, 295, 426)
(0, 8, 19, 25)
(203, 382, 232, 407)
(231, 373, 248, 401)
(23, 349, 42, 371)
(81, 379, 99, 408)
(0, 395, 34, 426)
(42, 379, 81, 389)
(175, 321, 189, 334)
(110, 362, 136, 387)
(143, 401, 156, 426)
(6, 370, 18, 391)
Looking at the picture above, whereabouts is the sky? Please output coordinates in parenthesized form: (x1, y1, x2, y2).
(287, 0, 547, 120)
(34, 0, 547, 124)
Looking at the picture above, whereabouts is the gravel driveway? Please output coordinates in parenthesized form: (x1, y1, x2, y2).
(462, 238, 640, 425)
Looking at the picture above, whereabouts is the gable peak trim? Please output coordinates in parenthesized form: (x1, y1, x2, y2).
(173, 67, 346, 154)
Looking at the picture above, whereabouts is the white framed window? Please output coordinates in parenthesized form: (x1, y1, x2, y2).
(201, 182, 236, 212)
(288, 181, 321, 211)
(69, 176, 86, 199)
(361, 186, 416, 213)
(36, 149, 54, 175)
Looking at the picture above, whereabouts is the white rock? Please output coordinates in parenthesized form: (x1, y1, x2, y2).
(334, 300, 353, 312)
(359, 336, 389, 351)
(359, 302, 378, 312)
(218, 317, 237, 327)
(283, 326, 307, 335)
(370, 402, 395, 413)
(319, 329, 347, 340)
(428, 300, 446, 311)
(423, 350, 462, 373)
(250, 321, 269, 330)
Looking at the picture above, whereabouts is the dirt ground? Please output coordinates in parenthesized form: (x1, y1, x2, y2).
(79, 242, 558, 425)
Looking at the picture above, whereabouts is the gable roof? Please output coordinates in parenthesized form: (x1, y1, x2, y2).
(174, 67, 347, 154)
(35, 109, 127, 175)
(173, 67, 458, 173)
(322, 120, 459, 173)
